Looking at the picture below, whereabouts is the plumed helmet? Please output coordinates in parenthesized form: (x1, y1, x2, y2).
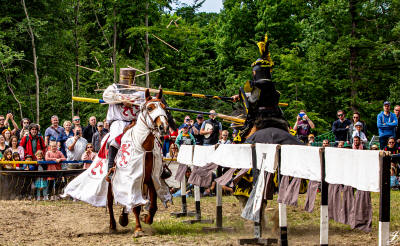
(251, 34, 274, 82)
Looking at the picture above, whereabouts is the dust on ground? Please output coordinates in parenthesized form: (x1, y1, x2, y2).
(0, 195, 386, 246)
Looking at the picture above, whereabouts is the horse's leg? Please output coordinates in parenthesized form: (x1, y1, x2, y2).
(132, 206, 144, 237)
(143, 182, 158, 225)
(107, 183, 117, 231)
(119, 207, 129, 227)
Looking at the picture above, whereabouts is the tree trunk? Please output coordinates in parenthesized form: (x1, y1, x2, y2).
(113, 6, 117, 83)
(74, 0, 80, 115)
(349, 0, 359, 112)
(145, 1, 150, 87)
(22, 0, 40, 123)
(1, 62, 23, 120)
(70, 77, 74, 119)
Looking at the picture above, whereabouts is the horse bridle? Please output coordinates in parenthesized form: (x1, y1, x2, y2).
(139, 99, 167, 148)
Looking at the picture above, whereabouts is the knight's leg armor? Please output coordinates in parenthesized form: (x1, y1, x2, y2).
(108, 145, 119, 170)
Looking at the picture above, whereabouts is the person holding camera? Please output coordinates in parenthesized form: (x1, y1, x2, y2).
(293, 110, 315, 143)
(178, 115, 192, 133)
(65, 126, 87, 166)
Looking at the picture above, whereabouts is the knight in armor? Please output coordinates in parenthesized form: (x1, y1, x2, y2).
(103, 68, 145, 173)
(233, 33, 288, 142)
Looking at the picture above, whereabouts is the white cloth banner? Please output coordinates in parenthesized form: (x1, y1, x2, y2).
(177, 145, 194, 165)
(280, 145, 322, 182)
(256, 143, 279, 173)
(325, 148, 381, 192)
(62, 154, 109, 206)
(192, 145, 217, 167)
(210, 144, 252, 169)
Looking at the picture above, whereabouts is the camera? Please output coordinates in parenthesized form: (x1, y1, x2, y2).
(76, 130, 81, 135)
(298, 113, 306, 118)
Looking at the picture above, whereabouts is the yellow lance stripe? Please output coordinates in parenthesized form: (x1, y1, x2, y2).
(72, 97, 105, 104)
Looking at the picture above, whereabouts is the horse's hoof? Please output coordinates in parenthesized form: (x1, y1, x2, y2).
(133, 230, 145, 238)
(119, 213, 129, 227)
(108, 227, 117, 233)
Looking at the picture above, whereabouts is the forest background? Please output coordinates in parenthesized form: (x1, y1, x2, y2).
(1, 0, 400, 137)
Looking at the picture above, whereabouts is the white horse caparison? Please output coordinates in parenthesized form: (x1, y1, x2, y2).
(107, 89, 170, 237)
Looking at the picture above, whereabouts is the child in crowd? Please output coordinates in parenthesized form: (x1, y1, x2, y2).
(391, 166, 399, 190)
(34, 150, 49, 201)
(13, 152, 23, 170)
(81, 143, 96, 169)
(370, 144, 379, 150)
(1, 149, 13, 169)
(352, 122, 368, 146)
(45, 141, 66, 201)
(24, 153, 37, 171)
(218, 130, 231, 144)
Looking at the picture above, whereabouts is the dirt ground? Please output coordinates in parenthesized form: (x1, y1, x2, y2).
(0, 194, 395, 246)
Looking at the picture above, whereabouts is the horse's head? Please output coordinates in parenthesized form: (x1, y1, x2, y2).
(142, 89, 169, 136)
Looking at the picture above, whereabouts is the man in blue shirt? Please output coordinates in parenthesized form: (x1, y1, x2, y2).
(44, 115, 65, 147)
(377, 101, 398, 149)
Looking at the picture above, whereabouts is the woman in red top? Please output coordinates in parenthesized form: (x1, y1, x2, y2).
(19, 123, 46, 160)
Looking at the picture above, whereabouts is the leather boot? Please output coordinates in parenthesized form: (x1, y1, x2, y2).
(107, 146, 119, 181)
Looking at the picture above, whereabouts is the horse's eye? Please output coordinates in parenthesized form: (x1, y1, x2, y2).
(147, 105, 155, 112)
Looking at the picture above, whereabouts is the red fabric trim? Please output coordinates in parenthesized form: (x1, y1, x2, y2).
(97, 136, 110, 159)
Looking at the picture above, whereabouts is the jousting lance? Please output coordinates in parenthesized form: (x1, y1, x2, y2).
(96, 85, 289, 107)
(72, 96, 245, 124)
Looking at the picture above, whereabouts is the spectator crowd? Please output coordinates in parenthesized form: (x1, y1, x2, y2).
(3, 100, 400, 197)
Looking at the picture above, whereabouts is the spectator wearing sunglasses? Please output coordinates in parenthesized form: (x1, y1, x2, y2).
(332, 110, 352, 145)
(82, 143, 97, 169)
(71, 115, 81, 130)
(348, 112, 367, 144)
(218, 130, 231, 144)
(377, 101, 398, 149)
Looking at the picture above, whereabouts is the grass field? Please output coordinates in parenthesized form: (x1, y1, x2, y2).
(0, 191, 399, 245)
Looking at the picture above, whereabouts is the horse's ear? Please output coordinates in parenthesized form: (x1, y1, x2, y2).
(157, 89, 163, 99)
(145, 89, 151, 101)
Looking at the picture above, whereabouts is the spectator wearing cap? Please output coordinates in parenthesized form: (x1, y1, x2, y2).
(377, 101, 398, 149)
(92, 121, 107, 152)
(19, 123, 46, 160)
(352, 121, 368, 146)
(175, 124, 196, 149)
(332, 110, 352, 144)
(191, 114, 205, 145)
(44, 115, 65, 147)
(83, 116, 97, 143)
(179, 115, 191, 130)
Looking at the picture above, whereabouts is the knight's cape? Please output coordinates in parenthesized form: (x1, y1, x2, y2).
(63, 129, 172, 210)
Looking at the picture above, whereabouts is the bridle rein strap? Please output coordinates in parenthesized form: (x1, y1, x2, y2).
(139, 99, 166, 148)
